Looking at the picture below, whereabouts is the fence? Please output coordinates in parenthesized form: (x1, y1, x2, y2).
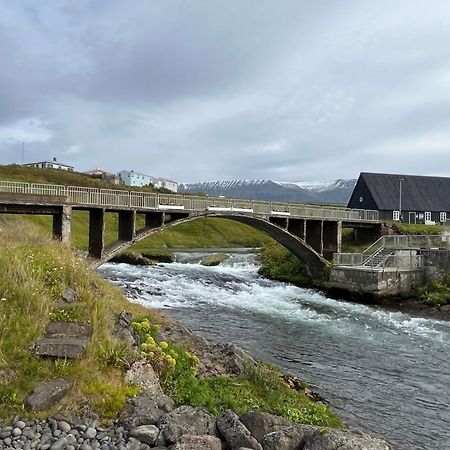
(0, 180, 379, 222)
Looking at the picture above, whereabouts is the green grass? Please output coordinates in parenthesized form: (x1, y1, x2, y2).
(0, 218, 155, 420)
(414, 273, 450, 306)
(132, 318, 342, 428)
(391, 222, 445, 235)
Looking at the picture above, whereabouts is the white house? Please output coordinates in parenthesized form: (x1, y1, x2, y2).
(117, 170, 178, 192)
(24, 157, 74, 171)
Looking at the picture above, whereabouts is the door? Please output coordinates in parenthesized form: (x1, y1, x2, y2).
(409, 212, 417, 224)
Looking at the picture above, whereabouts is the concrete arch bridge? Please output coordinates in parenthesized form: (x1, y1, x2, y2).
(0, 181, 381, 277)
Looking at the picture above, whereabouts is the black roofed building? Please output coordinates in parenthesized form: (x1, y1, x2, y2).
(347, 172, 450, 224)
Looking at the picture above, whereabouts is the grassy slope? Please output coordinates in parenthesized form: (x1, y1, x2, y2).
(0, 218, 341, 427)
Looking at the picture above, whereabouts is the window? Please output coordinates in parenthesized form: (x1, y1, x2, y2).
(393, 210, 400, 221)
(359, 196, 363, 203)
(425, 211, 432, 222)
(440, 212, 447, 223)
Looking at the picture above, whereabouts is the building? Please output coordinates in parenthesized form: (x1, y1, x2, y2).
(348, 172, 450, 224)
(24, 157, 74, 171)
(84, 168, 122, 185)
(118, 170, 178, 192)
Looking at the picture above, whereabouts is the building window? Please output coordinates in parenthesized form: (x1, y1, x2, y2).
(425, 211, 432, 222)
(440, 212, 447, 223)
(393, 210, 400, 221)
(359, 196, 363, 203)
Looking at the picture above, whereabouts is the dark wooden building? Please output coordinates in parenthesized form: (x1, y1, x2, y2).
(348, 172, 450, 224)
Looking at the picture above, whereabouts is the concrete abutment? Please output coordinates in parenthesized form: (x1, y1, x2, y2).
(88, 208, 105, 259)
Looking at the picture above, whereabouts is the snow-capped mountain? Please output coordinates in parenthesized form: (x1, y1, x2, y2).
(179, 178, 357, 204)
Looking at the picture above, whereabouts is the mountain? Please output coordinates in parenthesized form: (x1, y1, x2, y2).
(179, 179, 357, 205)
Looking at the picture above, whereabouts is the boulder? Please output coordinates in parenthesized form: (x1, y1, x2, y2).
(62, 288, 76, 304)
(302, 428, 392, 450)
(25, 378, 72, 411)
(126, 361, 165, 394)
(262, 425, 316, 450)
(45, 322, 92, 339)
(158, 406, 217, 445)
(34, 337, 89, 359)
(129, 424, 160, 445)
(172, 434, 222, 450)
(239, 411, 292, 443)
(122, 392, 174, 429)
(216, 410, 262, 450)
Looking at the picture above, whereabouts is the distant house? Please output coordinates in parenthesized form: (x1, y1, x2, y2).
(118, 170, 178, 192)
(24, 157, 74, 172)
(348, 172, 450, 224)
(84, 168, 122, 185)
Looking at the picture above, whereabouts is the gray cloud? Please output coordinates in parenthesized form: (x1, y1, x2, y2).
(1, 0, 450, 182)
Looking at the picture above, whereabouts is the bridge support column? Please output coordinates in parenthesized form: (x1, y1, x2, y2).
(306, 220, 323, 255)
(118, 210, 136, 241)
(323, 220, 342, 261)
(52, 205, 71, 244)
(89, 208, 105, 259)
(354, 224, 382, 243)
(144, 212, 164, 229)
(287, 218, 305, 239)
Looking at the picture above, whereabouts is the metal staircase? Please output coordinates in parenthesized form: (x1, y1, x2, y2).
(362, 247, 395, 268)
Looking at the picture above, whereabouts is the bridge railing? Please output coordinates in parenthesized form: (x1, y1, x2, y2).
(0, 179, 379, 222)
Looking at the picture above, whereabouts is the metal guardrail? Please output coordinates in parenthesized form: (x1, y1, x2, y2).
(0, 180, 379, 222)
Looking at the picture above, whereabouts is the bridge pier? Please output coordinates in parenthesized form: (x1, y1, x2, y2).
(306, 220, 323, 255)
(118, 210, 136, 241)
(145, 212, 164, 229)
(52, 205, 72, 244)
(323, 220, 342, 260)
(88, 208, 105, 259)
(287, 218, 306, 239)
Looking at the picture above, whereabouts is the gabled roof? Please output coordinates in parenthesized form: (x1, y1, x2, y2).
(352, 172, 450, 211)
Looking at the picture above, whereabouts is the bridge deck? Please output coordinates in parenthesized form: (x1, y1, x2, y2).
(0, 180, 379, 223)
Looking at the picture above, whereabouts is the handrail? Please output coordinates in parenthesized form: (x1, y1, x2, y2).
(0, 179, 380, 222)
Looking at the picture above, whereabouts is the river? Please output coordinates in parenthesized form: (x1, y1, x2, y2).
(98, 251, 450, 450)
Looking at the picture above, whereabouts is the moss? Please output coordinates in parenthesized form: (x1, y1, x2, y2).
(141, 249, 175, 263)
(110, 251, 154, 266)
(200, 253, 229, 266)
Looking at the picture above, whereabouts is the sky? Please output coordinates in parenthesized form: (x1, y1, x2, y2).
(1, 0, 450, 183)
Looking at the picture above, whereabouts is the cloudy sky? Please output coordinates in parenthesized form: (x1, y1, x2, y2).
(1, 1, 450, 183)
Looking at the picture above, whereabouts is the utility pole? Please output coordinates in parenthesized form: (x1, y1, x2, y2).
(21, 142, 24, 166)
(399, 178, 404, 223)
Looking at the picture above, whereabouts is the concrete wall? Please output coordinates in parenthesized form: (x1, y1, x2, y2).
(329, 266, 425, 296)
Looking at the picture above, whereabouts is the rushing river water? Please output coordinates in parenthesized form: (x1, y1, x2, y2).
(99, 251, 450, 450)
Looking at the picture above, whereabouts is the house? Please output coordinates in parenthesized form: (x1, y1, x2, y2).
(24, 157, 74, 171)
(118, 170, 178, 192)
(347, 172, 450, 224)
(84, 168, 122, 185)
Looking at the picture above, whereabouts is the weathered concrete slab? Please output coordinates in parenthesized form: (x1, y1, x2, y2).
(25, 378, 72, 411)
(35, 337, 89, 359)
(44, 322, 92, 339)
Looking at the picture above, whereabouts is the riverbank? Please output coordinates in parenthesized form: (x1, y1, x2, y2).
(0, 219, 396, 449)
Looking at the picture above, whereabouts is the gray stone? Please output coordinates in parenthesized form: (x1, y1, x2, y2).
(216, 410, 261, 450)
(12, 427, 22, 437)
(302, 428, 392, 450)
(15, 420, 26, 430)
(122, 392, 174, 429)
(262, 425, 316, 450)
(0, 427, 13, 438)
(45, 322, 92, 339)
(3, 437, 12, 446)
(84, 427, 97, 439)
(239, 412, 292, 444)
(58, 421, 71, 433)
(158, 406, 217, 445)
(22, 427, 36, 439)
(173, 434, 222, 450)
(126, 437, 142, 450)
(80, 443, 92, 450)
(35, 337, 89, 359)
(50, 437, 68, 450)
(125, 361, 164, 394)
(25, 378, 72, 411)
(129, 425, 159, 445)
(62, 288, 77, 303)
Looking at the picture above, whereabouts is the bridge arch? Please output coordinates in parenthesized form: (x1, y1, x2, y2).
(94, 213, 328, 277)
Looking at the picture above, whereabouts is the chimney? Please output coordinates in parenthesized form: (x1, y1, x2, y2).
(53, 157, 57, 162)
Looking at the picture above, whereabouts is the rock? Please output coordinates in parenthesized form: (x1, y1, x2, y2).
(126, 437, 142, 450)
(239, 411, 292, 443)
(45, 322, 93, 339)
(216, 410, 262, 450)
(302, 428, 392, 450)
(118, 311, 132, 328)
(84, 427, 97, 439)
(50, 437, 68, 450)
(126, 361, 165, 394)
(262, 425, 316, 450)
(129, 425, 159, 445)
(58, 420, 72, 433)
(200, 253, 229, 266)
(25, 378, 72, 411)
(172, 434, 222, 450)
(35, 337, 89, 359)
(12, 427, 22, 436)
(15, 420, 26, 429)
(0, 368, 15, 384)
(158, 406, 217, 445)
(122, 392, 174, 429)
(62, 287, 77, 303)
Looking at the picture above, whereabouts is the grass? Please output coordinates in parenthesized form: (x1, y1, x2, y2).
(0, 218, 154, 420)
(257, 242, 313, 285)
(132, 317, 342, 428)
(414, 273, 450, 306)
(391, 222, 445, 235)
